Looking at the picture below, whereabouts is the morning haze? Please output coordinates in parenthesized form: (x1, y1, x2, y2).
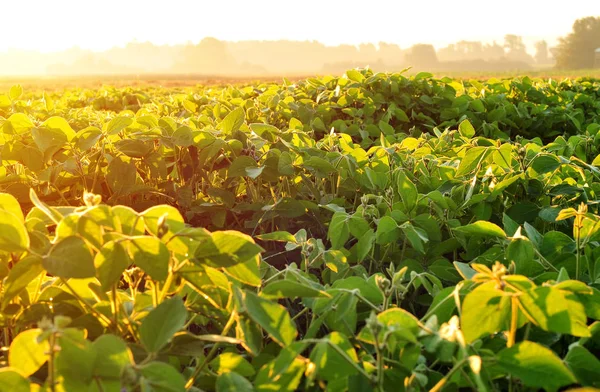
(1, 0, 599, 76)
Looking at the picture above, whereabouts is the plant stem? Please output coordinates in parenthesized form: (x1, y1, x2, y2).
(158, 270, 175, 303)
(111, 285, 119, 333)
(430, 357, 469, 392)
(47, 331, 56, 392)
(507, 296, 518, 348)
(374, 341, 385, 391)
(184, 311, 237, 390)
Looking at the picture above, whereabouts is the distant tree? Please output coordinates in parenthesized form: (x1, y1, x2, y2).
(534, 40, 550, 64)
(554, 16, 600, 69)
(504, 35, 526, 52)
(504, 35, 534, 63)
(405, 44, 438, 67)
(483, 41, 505, 60)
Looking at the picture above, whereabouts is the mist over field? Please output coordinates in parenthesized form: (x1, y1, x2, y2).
(0, 0, 598, 78)
(0, 37, 568, 77)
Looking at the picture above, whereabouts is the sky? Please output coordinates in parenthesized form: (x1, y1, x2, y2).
(4, 0, 600, 53)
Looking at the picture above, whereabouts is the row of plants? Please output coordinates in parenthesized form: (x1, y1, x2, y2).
(0, 69, 599, 391)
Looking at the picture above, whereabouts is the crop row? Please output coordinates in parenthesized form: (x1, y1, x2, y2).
(0, 69, 599, 391)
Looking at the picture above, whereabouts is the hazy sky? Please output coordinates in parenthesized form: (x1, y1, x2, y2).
(5, 0, 600, 52)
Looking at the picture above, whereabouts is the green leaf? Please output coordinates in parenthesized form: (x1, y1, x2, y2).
(4, 113, 34, 134)
(127, 236, 170, 281)
(139, 297, 188, 354)
(224, 256, 261, 287)
(142, 205, 186, 239)
(353, 228, 375, 262)
(0, 193, 24, 222)
(31, 126, 68, 157)
(454, 221, 506, 238)
(453, 262, 477, 280)
(41, 116, 76, 141)
(261, 280, 330, 299)
(255, 231, 297, 243)
(219, 107, 245, 133)
(250, 123, 280, 138)
(400, 222, 427, 254)
(530, 154, 561, 176)
(376, 216, 400, 244)
(506, 237, 540, 276)
(44, 236, 95, 278)
(105, 116, 133, 135)
(244, 291, 297, 346)
(210, 352, 255, 376)
(228, 156, 257, 179)
(74, 126, 103, 151)
(518, 286, 590, 337)
(92, 334, 133, 379)
(55, 330, 96, 384)
(94, 241, 131, 290)
(106, 156, 137, 195)
(346, 70, 365, 83)
(0, 368, 29, 392)
(357, 308, 419, 345)
(254, 343, 306, 391)
(461, 281, 510, 343)
(9, 84, 23, 101)
(456, 146, 488, 177)
(458, 119, 475, 138)
(138, 362, 187, 392)
(194, 231, 263, 268)
(564, 345, 600, 387)
(9, 329, 48, 377)
(0, 210, 29, 252)
(114, 139, 153, 158)
(304, 157, 337, 174)
(328, 212, 349, 249)
(497, 341, 576, 391)
(216, 371, 255, 392)
(396, 170, 418, 213)
(29, 188, 63, 225)
(310, 332, 358, 382)
(2, 255, 44, 308)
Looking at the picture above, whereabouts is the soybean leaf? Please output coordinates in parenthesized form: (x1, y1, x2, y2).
(127, 236, 170, 281)
(458, 119, 475, 138)
(139, 297, 188, 354)
(216, 371, 254, 392)
(244, 291, 297, 346)
(454, 221, 506, 238)
(2, 255, 44, 308)
(497, 341, 576, 391)
(9, 329, 49, 377)
(397, 170, 418, 213)
(0, 210, 29, 252)
(461, 281, 511, 343)
(261, 280, 330, 299)
(0, 369, 30, 392)
(255, 231, 297, 243)
(456, 146, 488, 177)
(194, 231, 264, 268)
(44, 236, 95, 279)
(309, 332, 358, 382)
(210, 352, 255, 376)
(218, 107, 245, 133)
(564, 345, 600, 387)
(138, 362, 187, 392)
(94, 241, 131, 290)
